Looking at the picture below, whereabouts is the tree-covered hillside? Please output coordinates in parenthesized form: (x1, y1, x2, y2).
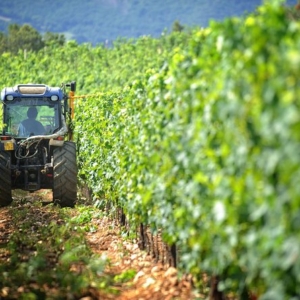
(0, 0, 297, 44)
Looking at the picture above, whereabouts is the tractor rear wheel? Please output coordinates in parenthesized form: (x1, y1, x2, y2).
(53, 142, 77, 207)
(0, 151, 12, 207)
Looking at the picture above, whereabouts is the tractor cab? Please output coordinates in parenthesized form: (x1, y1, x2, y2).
(1, 84, 64, 139)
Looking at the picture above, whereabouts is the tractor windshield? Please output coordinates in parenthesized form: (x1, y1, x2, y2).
(3, 98, 60, 137)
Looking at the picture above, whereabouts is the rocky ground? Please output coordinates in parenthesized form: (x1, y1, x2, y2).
(86, 216, 198, 300)
(0, 190, 206, 300)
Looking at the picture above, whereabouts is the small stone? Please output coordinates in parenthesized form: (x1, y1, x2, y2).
(164, 267, 177, 278)
(133, 270, 145, 283)
(142, 277, 156, 288)
(151, 265, 162, 276)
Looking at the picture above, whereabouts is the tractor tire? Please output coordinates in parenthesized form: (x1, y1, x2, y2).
(53, 141, 77, 207)
(0, 151, 12, 207)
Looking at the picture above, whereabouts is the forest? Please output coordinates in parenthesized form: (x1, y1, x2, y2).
(0, 0, 297, 44)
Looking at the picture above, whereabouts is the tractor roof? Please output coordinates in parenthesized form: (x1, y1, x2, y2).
(1, 84, 64, 101)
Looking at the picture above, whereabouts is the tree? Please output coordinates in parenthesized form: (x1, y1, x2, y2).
(0, 32, 7, 54)
(43, 32, 66, 47)
(172, 20, 184, 32)
(7, 24, 44, 54)
(0, 24, 66, 55)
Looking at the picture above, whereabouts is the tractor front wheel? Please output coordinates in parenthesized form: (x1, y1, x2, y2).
(53, 142, 77, 207)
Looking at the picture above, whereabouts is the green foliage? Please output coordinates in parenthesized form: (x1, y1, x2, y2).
(74, 3, 300, 299)
(114, 269, 136, 284)
(0, 200, 112, 298)
(172, 20, 184, 32)
(0, 104, 3, 131)
(43, 31, 66, 47)
(0, 23, 66, 55)
(7, 24, 44, 54)
(70, 206, 103, 232)
(0, 31, 187, 94)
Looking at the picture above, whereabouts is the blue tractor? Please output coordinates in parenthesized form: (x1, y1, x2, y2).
(0, 82, 77, 207)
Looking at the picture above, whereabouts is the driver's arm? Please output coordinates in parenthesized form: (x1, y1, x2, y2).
(18, 123, 27, 137)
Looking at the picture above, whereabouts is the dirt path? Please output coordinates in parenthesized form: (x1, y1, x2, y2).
(86, 216, 195, 300)
(0, 191, 200, 299)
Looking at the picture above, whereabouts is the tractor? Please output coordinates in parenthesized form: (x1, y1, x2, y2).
(0, 82, 77, 207)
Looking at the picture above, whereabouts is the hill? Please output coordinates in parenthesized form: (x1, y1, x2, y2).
(0, 0, 297, 44)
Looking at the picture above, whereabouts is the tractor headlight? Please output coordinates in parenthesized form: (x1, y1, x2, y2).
(6, 95, 14, 101)
(51, 95, 59, 101)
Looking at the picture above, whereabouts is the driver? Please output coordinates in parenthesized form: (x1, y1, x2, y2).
(18, 107, 45, 136)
